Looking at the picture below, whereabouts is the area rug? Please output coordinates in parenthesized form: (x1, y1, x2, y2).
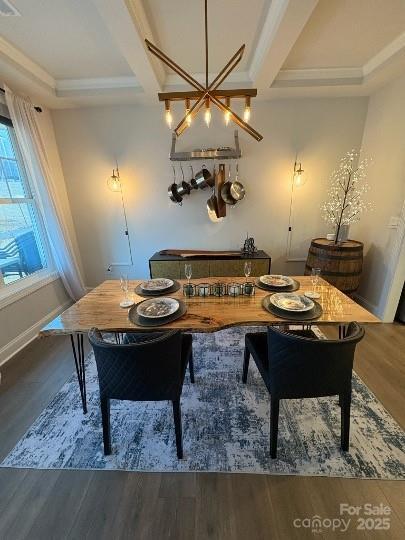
(1, 326, 405, 479)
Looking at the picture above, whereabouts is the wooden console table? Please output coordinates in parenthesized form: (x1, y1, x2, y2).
(149, 250, 271, 279)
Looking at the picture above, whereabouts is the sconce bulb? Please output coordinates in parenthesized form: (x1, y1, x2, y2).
(204, 108, 211, 127)
(107, 174, 121, 192)
(243, 106, 251, 123)
(165, 109, 173, 129)
(224, 109, 231, 126)
(186, 109, 192, 127)
(293, 163, 306, 187)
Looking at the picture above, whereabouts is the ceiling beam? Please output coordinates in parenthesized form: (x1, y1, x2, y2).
(249, 0, 319, 90)
(0, 36, 55, 91)
(91, 0, 164, 96)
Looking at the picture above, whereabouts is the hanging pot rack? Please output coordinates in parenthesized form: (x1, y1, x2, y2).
(170, 130, 241, 161)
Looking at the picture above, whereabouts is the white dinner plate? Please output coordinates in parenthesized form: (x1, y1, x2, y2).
(136, 297, 179, 319)
(140, 278, 174, 291)
(270, 293, 314, 312)
(259, 274, 294, 287)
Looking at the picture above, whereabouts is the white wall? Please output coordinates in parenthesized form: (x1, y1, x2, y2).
(0, 277, 70, 365)
(352, 74, 405, 321)
(52, 97, 368, 287)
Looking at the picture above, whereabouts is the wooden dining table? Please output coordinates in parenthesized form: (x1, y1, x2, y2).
(40, 276, 380, 413)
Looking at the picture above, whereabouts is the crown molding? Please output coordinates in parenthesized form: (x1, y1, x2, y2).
(56, 76, 140, 94)
(273, 67, 363, 87)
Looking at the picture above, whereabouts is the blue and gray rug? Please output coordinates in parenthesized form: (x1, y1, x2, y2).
(1, 326, 405, 478)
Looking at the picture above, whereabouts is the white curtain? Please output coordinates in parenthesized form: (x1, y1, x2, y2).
(5, 86, 86, 300)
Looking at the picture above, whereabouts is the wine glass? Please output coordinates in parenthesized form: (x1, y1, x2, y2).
(244, 261, 252, 282)
(307, 267, 321, 298)
(185, 264, 192, 285)
(311, 268, 321, 289)
(120, 274, 129, 302)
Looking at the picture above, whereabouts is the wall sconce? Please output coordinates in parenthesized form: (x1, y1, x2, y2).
(106, 164, 134, 272)
(293, 161, 306, 187)
(286, 157, 308, 262)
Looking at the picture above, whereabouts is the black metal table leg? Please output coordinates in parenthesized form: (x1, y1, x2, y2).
(70, 333, 87, 414)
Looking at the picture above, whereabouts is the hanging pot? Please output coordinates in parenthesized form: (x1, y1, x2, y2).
(230, 163, 245, 201)
(168, 183, 183, 204)
(220, 165, 237, 205)
(194, 167, 214, 189)
(176, 164, 191, 196)
(189, 165, 198, 190)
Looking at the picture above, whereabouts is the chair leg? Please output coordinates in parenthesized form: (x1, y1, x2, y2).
(270, 397, 280, 459)
(242, 347, 250, 383)
(188, 352, 195, 383)
(340, 392, 351, 452)
(172, 399, 183, 459)
(100, 397, 111, 455)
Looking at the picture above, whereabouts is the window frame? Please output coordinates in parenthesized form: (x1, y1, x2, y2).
(0, 117, 57, 308)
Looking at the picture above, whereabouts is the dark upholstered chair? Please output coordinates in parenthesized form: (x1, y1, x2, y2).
(243, 323, 365, 458)
(88, 329, 194, 458)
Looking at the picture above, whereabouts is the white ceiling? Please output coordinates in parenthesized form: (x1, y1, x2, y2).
(0, 0, 404, 108)
(0, 0, 132, 78)
(284, 0, 405, 69)
(142, 0, 268, 74)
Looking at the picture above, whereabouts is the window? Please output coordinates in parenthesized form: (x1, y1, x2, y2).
(0, 121, 49, 288)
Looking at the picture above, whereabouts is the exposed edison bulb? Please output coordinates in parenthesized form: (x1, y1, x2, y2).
(165, 109, 173, 129)
(224, 97, 231, 126)
(107, 170, 121, 192)
(293, 163, 306, 187)
(165, 100, 172, 129)
(204, 98, 211, 127)
(243, 96, 251, 122)
(185, 99, 191, 127)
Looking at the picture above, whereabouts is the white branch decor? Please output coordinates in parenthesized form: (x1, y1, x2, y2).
(322, 149, 373, 244)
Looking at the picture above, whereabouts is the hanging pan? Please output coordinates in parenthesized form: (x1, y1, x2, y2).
(168, 166, 183, 204)
(176, 163, 191, 197)
(220, 164, 237, 205)
(230, 163, 245, 201)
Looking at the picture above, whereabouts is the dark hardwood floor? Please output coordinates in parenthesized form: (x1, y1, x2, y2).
(0, 324, 404, 539)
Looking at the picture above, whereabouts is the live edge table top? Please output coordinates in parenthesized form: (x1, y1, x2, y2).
(40, 277, 380, 336)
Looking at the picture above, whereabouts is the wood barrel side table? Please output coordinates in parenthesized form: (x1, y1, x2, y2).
(305, 238, 363, 295)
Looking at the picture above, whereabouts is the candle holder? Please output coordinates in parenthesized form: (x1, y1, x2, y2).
(211, 282, 226, 296)
(227, 282, 242, 296)
(197, 283, 210, 297)
(243, 281, 255, 296)
(183, 283, 196, 297)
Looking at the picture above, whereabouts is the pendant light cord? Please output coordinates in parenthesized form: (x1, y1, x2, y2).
(205, 0, 208, 88)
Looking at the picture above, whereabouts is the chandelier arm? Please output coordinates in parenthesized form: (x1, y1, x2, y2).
(210, 96, 263, 141)
(175, 98, 207, 136)
(209, 44, 245, 91)
(145, 39, 204, 91)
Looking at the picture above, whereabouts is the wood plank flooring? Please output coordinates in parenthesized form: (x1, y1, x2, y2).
(0, 324, 404, 539)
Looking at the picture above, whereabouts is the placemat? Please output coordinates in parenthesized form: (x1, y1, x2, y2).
(134, 280, 181, 297)
(262, 295, 322, 321)
(129, 298, 187, 327)
(255, 277, 300, 293)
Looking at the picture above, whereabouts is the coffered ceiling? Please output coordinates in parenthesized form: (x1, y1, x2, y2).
(0, 0, 404, 108)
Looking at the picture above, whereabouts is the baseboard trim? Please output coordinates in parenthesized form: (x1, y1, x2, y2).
(0, 299, 72, 367)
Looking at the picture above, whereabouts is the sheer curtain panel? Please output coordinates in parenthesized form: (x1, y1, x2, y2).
(5, 85, 85, 300)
